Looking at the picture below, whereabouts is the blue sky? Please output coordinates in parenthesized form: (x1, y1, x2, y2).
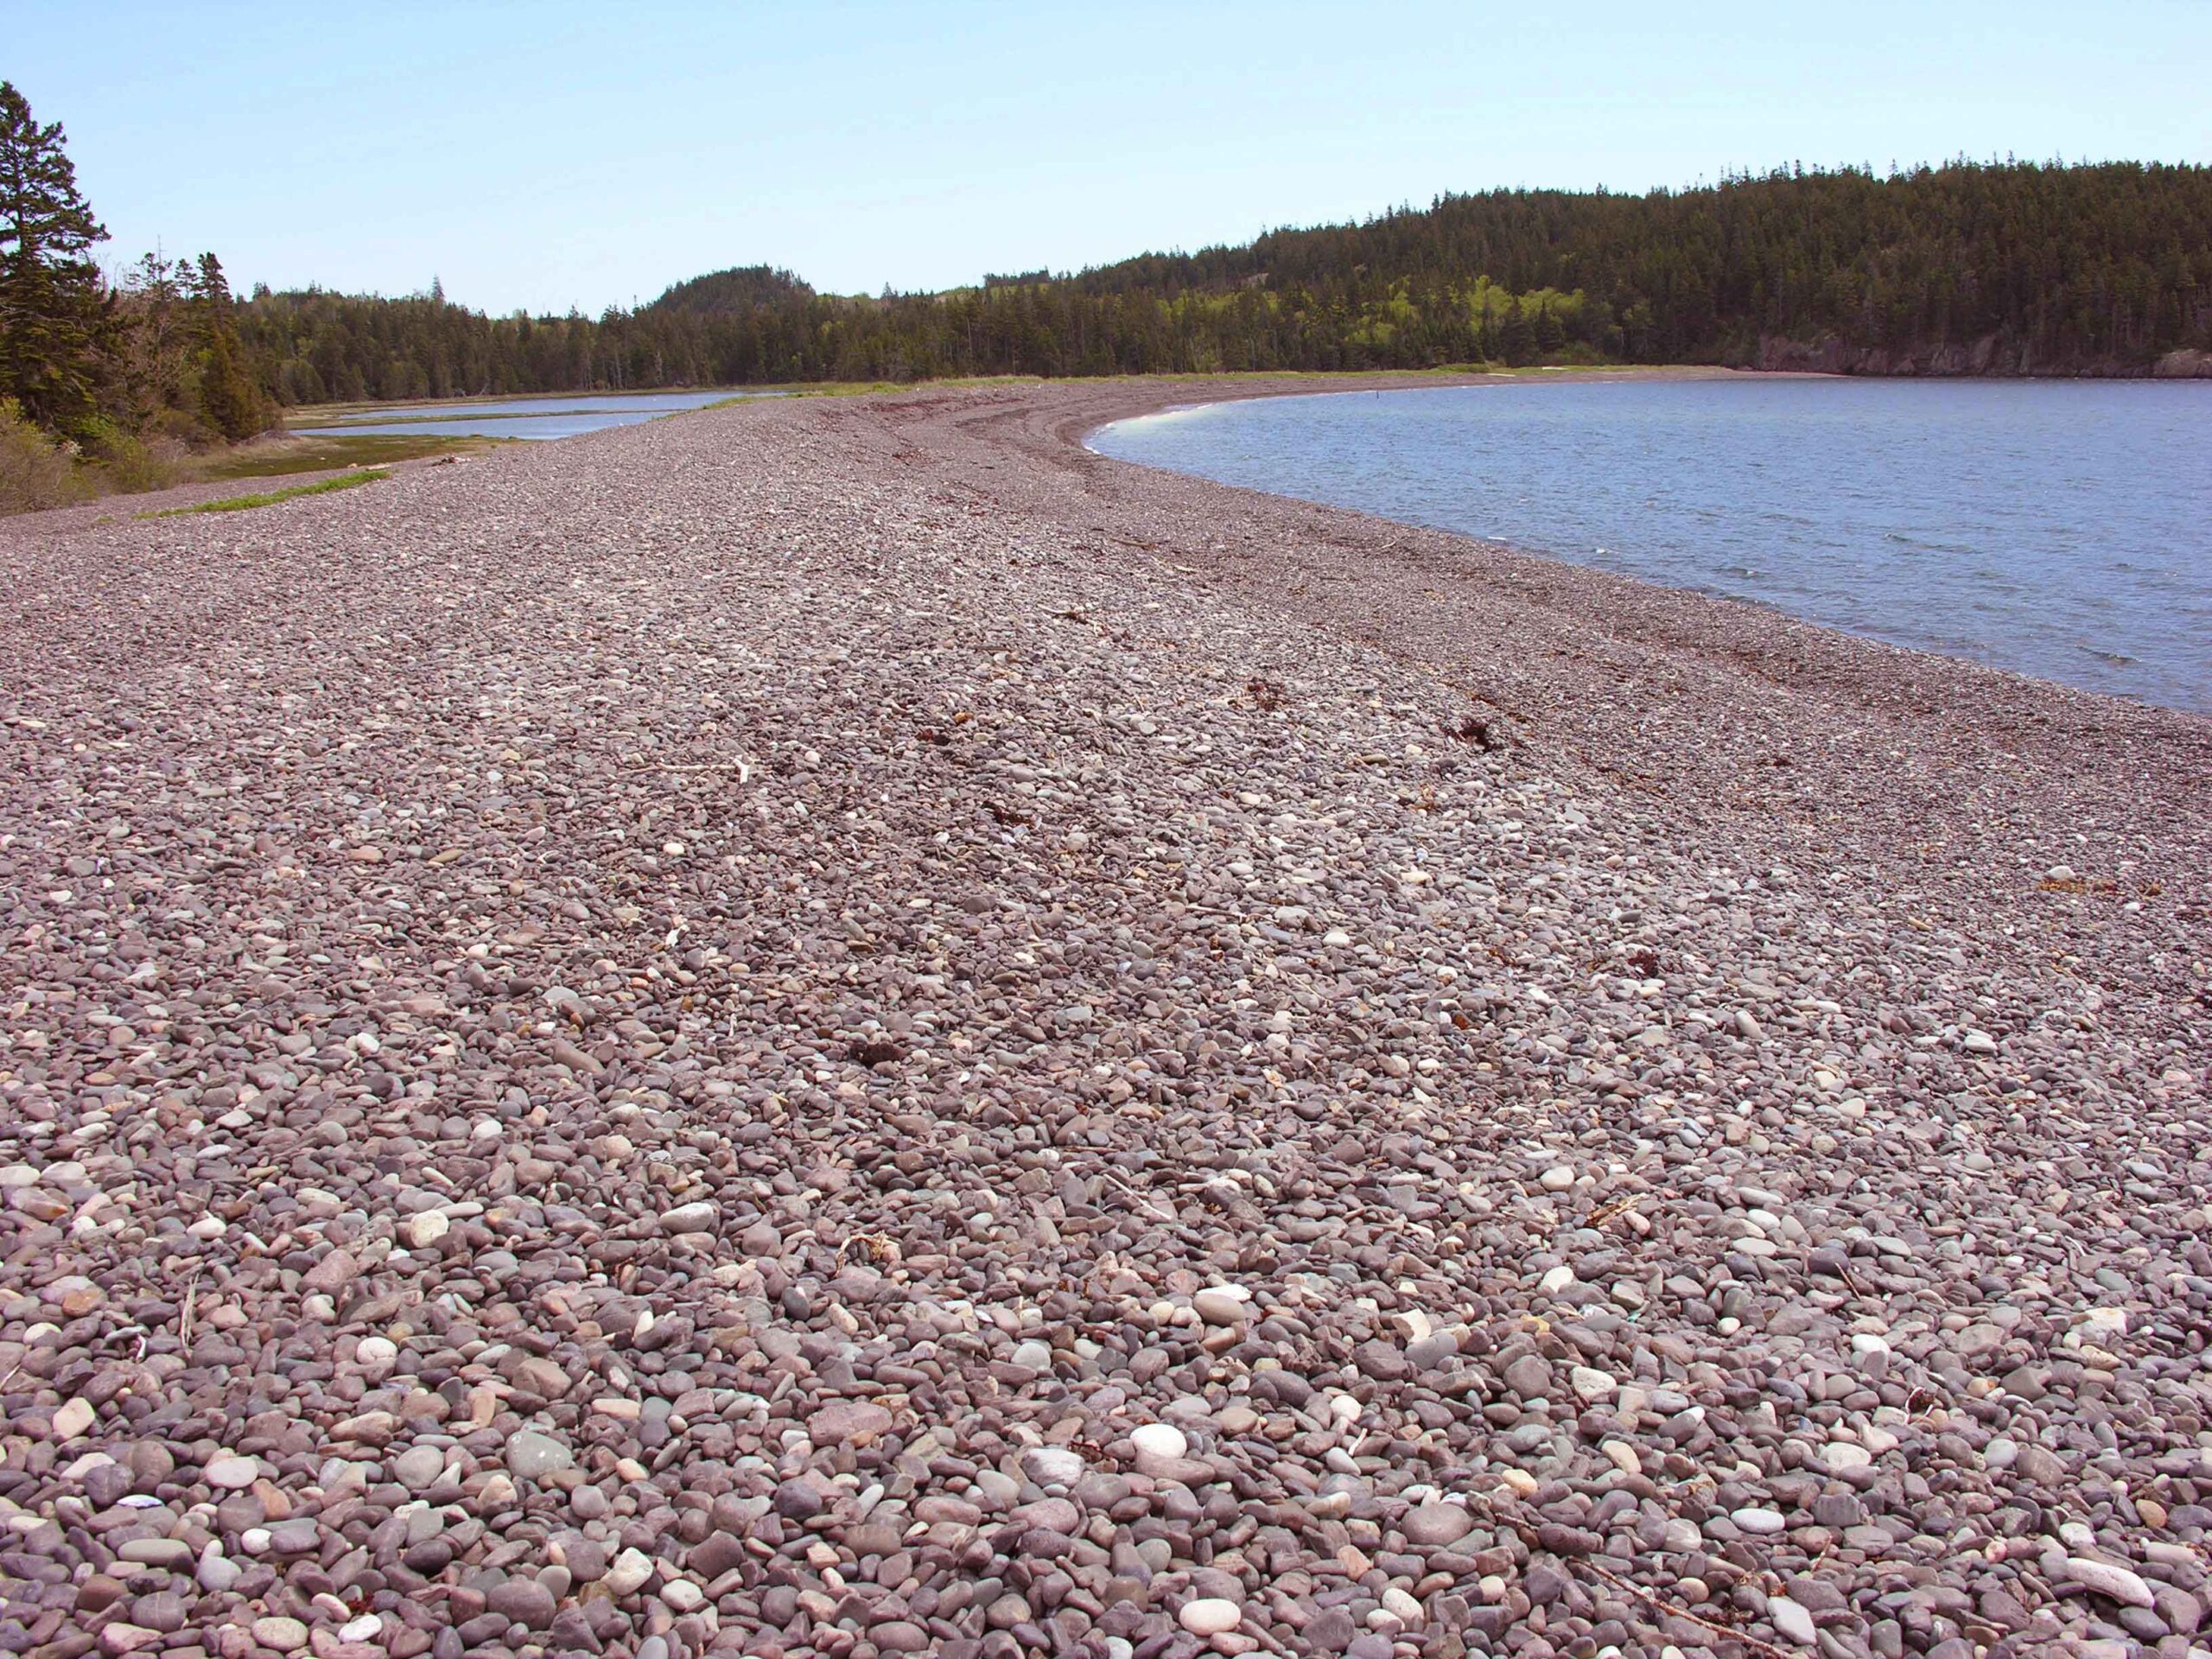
(12, 1, 2209, 313)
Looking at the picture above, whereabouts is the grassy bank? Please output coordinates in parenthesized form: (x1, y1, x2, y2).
(146, 469, 391, 516)
(3, 398, 487, 517)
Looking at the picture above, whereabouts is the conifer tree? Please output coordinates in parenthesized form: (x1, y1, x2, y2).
(197, 325, 265, 441)
(0, 81, 111, 429)
(1497, 302, 1537, 365)
(217, 162, 2212, 397)
(1532, 302, 1567, 356)
(187, 251, 269, 439)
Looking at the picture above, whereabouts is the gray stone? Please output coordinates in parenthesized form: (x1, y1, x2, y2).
(1401, 1502, 1475, 1548)
(392, 1444, 446, 1491)
(1770, 1596, 1817, 1644)
(505, 1429, 574, 1479)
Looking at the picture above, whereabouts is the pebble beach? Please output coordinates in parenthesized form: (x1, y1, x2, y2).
(3, 375, 2209, 1659)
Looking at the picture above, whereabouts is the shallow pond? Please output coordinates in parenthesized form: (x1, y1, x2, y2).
(296, 389, 770, 441)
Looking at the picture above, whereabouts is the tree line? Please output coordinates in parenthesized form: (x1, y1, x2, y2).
(7, 65, 2209, 482)
(1, 81, 270, 468)
(227, 270, 1621, 401)
(1070, 162, 2212, 372)
(235, 161, 2212, 400)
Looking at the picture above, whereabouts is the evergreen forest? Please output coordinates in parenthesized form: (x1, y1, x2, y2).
(232, 162, 2212, 401)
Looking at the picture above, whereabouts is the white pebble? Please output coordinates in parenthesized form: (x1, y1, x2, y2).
(1021, 1446, 1086, 1487)
(601, 1547, 655, 1597)
(1569, 1366, 1617, 1402)
(1178, 1598, 1242, 1636)
(1131, 1422, 1188, 1461)
(2064, 1557, 2154, 1608)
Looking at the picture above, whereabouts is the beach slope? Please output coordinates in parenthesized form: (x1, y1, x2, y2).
(2, 377, 2208, 1659)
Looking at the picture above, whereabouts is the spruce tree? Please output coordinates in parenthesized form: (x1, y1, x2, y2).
(187, 251, 269, 440)
(197, 326, 266, 442)
(1532, 302, 1567, 356)
(0, 82, 111, 429)
(1497, 303, 1537, 365)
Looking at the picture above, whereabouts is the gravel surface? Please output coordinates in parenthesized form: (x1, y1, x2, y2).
(3, 374, 2209, 1659)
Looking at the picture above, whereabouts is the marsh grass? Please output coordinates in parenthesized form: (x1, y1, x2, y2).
(198, 432, 493, 479)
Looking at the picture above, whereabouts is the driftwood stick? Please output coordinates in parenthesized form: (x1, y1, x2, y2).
(1582, 1559, 1800, 1659)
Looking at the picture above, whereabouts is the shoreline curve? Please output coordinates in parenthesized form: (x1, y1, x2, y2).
(1075, 372, 2209, 715)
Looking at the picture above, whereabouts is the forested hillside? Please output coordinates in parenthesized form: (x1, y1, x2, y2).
(1071, 162, 2212, 373)
(229, 162, 2212, 401)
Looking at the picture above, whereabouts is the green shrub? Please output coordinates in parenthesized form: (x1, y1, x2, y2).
(147, 404, 219, 449)
(79, 416, 180, 493)
(0, 397, 86, 515)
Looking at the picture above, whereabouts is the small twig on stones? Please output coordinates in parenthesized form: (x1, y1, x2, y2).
(1098, 1169, 1178, 1223)
(1587, 1193, 1643, 1229)
(178, 1267, 202, 1345)
(838, 1231, 899, 1267)
(1583, 1560, 1798, 1659)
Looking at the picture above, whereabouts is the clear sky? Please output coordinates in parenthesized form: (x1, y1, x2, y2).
(11, 0, 2210, 314)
